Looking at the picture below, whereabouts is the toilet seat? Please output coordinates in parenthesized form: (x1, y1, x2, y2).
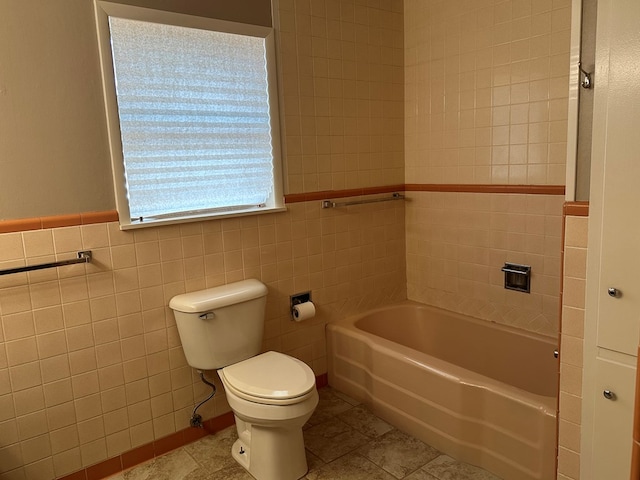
(220, 351, 316, 406)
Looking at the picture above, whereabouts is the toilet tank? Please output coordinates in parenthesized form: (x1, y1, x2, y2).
(169, 279, 268, 370)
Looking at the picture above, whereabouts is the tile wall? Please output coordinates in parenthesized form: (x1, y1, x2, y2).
(0, 0, 406, 478)
(406, 192, 564, 336)
(279, 0, 405, 193)
(0, 0, 576, 477)
(0, 201, 406, 478)
(557, 214, 589, 480)
(405, 0, 571, 185)
(404, 0, 570, 337)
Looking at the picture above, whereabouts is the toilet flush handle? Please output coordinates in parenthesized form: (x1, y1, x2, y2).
(199, 312, 215, 320)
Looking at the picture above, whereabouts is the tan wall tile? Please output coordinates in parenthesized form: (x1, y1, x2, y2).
(17, 410, 49, 440)
(40, 352, 71, 383)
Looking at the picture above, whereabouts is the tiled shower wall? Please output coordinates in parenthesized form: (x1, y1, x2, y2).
(0, 0, 406, 478)
(405, 0, 570, 185)
(406, 192, 563, 336)
(404, 0, 571, 337)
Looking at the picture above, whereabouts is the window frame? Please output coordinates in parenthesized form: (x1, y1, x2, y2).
(93, 1, 286, 230)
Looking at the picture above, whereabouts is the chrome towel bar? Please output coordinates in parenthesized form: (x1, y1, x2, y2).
(0, 251, 92, 276)
(321, 192, 405, 209)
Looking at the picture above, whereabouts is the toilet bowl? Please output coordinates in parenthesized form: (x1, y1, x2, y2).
(169, 280, 318, 480)
(218, 351, 319, 480)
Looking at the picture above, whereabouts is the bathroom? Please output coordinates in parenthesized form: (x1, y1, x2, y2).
(0, 0, 637, 479)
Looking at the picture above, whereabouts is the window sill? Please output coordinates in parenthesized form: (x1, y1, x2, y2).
(118, 205, 287, 230)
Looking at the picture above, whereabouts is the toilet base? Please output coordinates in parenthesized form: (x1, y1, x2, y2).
(232, 418, 308, 480)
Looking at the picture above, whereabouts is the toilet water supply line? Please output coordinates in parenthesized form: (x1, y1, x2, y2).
(190, 370, 216, 428)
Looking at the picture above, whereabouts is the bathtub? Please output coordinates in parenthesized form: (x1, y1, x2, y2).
(327, 301, 558, 480)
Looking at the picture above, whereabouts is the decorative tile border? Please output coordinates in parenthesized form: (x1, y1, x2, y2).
(57, 374, 328, 480)
(283, 185, 405, 203)
(405, 184, 566, 195)
(563, 201, 589, 217)
(0, 210, 119, 234)
(0, 185, 567, 234)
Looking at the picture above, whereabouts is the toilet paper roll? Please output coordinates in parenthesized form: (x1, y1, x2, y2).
(292, 301, 315, 322)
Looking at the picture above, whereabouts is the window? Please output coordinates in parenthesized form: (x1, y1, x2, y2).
(94, 2, 284, 229)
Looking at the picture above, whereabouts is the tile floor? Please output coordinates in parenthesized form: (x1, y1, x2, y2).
(108, 387, 501, 480)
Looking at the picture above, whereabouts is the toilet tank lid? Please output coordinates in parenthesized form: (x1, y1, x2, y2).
(169, 279, 267, 313)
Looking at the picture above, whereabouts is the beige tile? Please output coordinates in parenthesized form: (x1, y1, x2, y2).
(52, 447, 83, 477)
(49, 425, 80, 455)
(71, 371, 100, 399)
(111, 244, 137, 270)
(125, 379, 150, 405)
(17, 410, 49, 440)
(106, 429, 131, 457)
(0, 393, 15, 422)
(559, 362, 583, 396)
(13, 386, 45, 416)
(558, 419, 581, 453)
(127, 400, 152, 427)
(564, 216, 589, 248)
(22, 230, 54, 258)
(98, 365, 125, 391)
(20, 433, 52, 464)
(121, 335, 146, 362)
(563, 277, 586, 309)
(23, 457, 55, 480)
(95, 341, 122, 368)
(53, 227, 83, 254)
(130, 420, 154, 448)
(557, 446, 580, 479)
(152, 412, 176, 439)
(75, 393, 102, 422)
(41, 354, 71, 384)
(559, 392, 582, 425)
(33, 306, 64, 334)
(9, 362, 42, 391)
(101, 386, 127, 413)
(1, 311, 35, 341)
(43, 379, 73, 408)
(80, 437, 108, 467)
(69, 348, 97, 376)
(123, 357, 148, 384)
(36, 331, 68, 359)
(561, 306, 585, 339)
(66, 325, 94, 352)
(0, 286, 32, 315)
(0, 442, 23, 472)
(81, 224, 110, 249)
(0, 368, 11, 395)
(62, 300, 92, 327)
(0, 417, 19, 446)
(46, 402, 77, 431)
(87, 272, 115, 298)
(6, 337, 38, 366)
(59, 276, 89, 303)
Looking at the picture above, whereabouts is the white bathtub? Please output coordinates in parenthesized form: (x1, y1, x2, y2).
(326, 301, 558, 480)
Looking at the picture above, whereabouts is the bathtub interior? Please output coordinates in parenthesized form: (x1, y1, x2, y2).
(353, 302, 558, 397)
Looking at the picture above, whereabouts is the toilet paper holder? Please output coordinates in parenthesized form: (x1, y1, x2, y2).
(290, 291, 312, 316)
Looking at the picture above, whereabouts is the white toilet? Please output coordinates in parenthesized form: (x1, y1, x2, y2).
(169, 279, 318, 480)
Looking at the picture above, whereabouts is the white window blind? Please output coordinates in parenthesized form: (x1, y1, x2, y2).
(107, 16, 277, 224)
